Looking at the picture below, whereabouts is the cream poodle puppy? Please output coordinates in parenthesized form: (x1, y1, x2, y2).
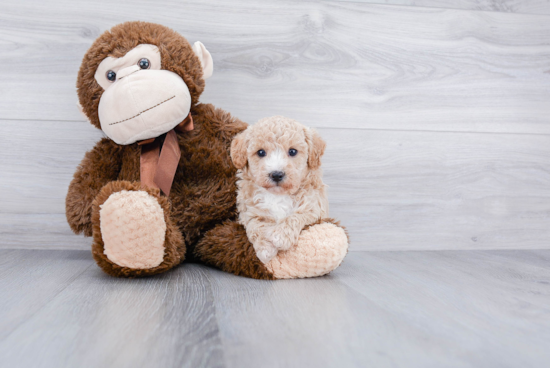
(230, 116, 342, 267)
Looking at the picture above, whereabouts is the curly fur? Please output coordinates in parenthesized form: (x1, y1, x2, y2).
(230, 116, 329, 264)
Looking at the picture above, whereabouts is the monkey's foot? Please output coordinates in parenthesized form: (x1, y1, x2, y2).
(91, 181, 184, 277)
(266, 219, 349, 279)
(100, 190, 166, 268)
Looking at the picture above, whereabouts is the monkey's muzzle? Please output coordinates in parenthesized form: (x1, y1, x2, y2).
(98, 67, 192, 145)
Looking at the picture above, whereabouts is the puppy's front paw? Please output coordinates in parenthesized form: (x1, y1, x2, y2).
(267, 225, 298, 251)
(254, 239, 278, 264)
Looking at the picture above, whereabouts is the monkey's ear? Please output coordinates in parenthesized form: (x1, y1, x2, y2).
(230, 130, 249, 170)
(192, 41, 213, 80)
(305, 128, 326, 169)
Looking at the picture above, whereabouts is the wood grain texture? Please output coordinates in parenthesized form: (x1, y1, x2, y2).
(1, 0, 550, 251)
(208, 249, 550, 367)
(322, 128, 550, 250)
(0, 258, 224, 368)
(0, 214, 91, 249)
(332, 250, 550, 367)
(0, 249, 92, 340)
(1, 249, 549, 368)
(0, 1, 550, 134)
(2, 119, 549, 250)
(335, 0, 550, 16)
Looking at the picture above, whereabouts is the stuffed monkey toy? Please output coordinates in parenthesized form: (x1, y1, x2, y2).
(66, 21, 348, 279)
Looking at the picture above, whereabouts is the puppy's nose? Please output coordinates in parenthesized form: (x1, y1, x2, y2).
(269, 171, 285, 183)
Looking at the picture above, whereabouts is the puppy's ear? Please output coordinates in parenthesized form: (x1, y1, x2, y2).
(231, 130, 249, 169)
(305, 128, 326, 169)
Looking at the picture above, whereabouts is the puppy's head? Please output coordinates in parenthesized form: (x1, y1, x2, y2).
(231, 116, 326, 195)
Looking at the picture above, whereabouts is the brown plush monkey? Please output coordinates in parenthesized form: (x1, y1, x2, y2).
(66, 21, 348, 279)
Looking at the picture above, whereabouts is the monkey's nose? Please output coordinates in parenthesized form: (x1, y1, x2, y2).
(269, 171, 285, 183)
(117, 65, 141, 80)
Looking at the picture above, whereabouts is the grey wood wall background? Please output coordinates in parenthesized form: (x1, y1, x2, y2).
(1, 0, 549, 251)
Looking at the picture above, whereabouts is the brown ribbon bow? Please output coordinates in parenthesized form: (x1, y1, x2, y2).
(138, 113, 194, 196)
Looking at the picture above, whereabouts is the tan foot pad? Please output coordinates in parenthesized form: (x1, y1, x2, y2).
(99, 190, 166, 269)
(267, 223, 349, 279)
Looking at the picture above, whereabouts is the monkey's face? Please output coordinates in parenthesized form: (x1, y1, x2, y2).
(95, 44, 191, 145)
(77, 22, 213, 145)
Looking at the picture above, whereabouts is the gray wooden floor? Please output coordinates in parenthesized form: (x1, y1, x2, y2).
(1, 249, 549, 368)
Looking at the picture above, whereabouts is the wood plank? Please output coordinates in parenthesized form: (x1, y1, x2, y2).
(323, 128, 550, 250)
(207, 268, 390, 368)
(0, 1, 550, 134)
(0, 261, 225, 368)
(0, 214, 90, 250)
(332, 250, 550, 367)
(0, 120, 102, 215)
(1, 249, 549, 367)
(334, 0, 550, 16)
(2, 120, 550, 250)
(0, 249, 93, 340)
(0, 119, 102, 249)
(207, 250, 550, 368)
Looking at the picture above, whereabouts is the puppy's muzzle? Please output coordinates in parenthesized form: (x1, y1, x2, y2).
(269, 171, 285, 183)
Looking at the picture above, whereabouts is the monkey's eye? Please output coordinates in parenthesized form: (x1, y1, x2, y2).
(138, 58, 150, 69)
(106, 70, 116, 82)
(257, 149, 266, 157)
(289, 148, 298, 157)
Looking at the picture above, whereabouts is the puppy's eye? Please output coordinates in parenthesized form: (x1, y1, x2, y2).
(288, 148, 298, 157)
(257, 149, 266, 157)
(106, 70, 116, 82)
(138, 58, 150, 69)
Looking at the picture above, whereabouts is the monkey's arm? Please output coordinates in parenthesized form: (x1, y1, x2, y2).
(174, 103, 248, 243)
(66, 138, 123, 236)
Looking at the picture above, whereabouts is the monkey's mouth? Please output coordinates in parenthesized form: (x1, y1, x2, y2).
(108, 95, 176, 126)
